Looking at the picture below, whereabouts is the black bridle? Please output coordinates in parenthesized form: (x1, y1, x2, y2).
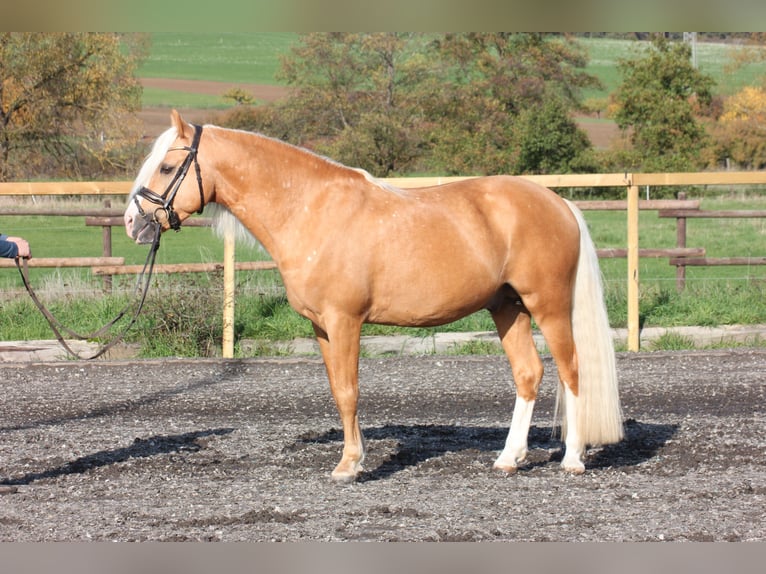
(134, 123, 205, 231)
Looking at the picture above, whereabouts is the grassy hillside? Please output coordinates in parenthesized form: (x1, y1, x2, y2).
(137, 33, 298, 84)
(137, 34, 766, 103)
(580, 37, 766, 98)
(138, 33, 298, 108)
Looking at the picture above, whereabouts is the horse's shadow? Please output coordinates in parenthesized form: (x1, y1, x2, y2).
(1, 420, 677, 486)
(295, 418, 678, 481)
(1, 428, 235, 487)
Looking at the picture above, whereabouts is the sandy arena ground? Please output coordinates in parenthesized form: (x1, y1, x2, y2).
(1, 349, 764, 541)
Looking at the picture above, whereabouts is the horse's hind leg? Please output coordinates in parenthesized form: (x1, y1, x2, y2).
(534, 309, 585, 474)
(490, 301, 544, 473)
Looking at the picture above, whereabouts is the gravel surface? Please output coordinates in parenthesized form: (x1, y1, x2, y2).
(1, 349, 764, 541)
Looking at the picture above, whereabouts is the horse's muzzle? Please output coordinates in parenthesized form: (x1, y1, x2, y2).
(135, 219, 162, 245)
(124, 202, 160, 245)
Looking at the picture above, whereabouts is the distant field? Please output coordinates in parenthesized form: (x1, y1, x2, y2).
(138, 32, 297, 108)
(137, 33, 298, 83)
(580, 37, 766, 98)
(137, 34, 766, 108)
(135, 34, 766, 148)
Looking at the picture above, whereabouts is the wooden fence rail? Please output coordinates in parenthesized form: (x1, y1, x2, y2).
(3, 172, 766, 353)
(656, 191, 766, 290)
(91, 261, 278, 276)
(0, 257, 124, 269)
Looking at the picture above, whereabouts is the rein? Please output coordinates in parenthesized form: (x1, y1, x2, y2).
(16, 124, 205, 360)
(16, 223, 162, 360)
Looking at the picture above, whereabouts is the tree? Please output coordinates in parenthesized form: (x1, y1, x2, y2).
(235, 33, 598, 177)
(0, 33, 145, 181)
(275, 33, 429, 176)
(223, 88, 256, 106)
(612, 35, 715, 172)
(514, 97, 594, 174)
(709, 86, 766, 169)
(424, 33, 599, 175)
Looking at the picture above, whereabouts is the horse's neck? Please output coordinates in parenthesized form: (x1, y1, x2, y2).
(208, 128, 361, 260)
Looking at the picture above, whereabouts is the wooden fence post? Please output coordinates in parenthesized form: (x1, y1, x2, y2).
(627, 178, 640, 352)
(102, 199, 113, 292)
(222, 227, 236, 358)
(675, 191, 687, 292)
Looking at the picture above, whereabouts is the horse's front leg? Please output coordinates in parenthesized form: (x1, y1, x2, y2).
(313, 318, 365, 483)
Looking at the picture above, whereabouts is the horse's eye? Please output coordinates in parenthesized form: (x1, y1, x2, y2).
(160, 164, 174, 175)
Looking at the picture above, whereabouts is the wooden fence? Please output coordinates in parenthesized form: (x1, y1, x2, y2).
(2, 172, 766, 354)
(658, 191, 766, 290)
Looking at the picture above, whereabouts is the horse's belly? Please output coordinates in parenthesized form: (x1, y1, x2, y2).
(366, 272, 500, 327)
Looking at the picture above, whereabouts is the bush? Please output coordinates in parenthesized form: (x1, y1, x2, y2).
(134, 274, 224, 357)
(706, 86, 766, 169)
(514, 98, 594, 174)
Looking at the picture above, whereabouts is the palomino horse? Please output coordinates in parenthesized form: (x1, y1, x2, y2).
(125, 110, 623, 482)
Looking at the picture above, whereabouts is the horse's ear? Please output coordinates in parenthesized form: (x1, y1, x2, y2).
(170, 109, 192, 139)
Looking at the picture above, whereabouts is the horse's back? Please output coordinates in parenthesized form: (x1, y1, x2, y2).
(351, 175, 581, 326)
(404, 175, 580, 269)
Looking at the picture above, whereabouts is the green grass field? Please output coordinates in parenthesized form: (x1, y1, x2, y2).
(579, 37, 766, 99)
(137, 34, 766, 107)
(137, 33, 297, 83)
(138, 33, 297, 108)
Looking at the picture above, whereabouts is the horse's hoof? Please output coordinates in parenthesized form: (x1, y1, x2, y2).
(330, 472, 358, 484)
(561, 463, 586, 475)
(331, 462, 362, 484)
(492, 462, 518, 475)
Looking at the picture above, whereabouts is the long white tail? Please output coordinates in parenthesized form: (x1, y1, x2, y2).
(558, 200, 623, 446)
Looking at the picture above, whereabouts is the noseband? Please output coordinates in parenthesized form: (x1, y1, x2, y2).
(134, 124, 205, 231)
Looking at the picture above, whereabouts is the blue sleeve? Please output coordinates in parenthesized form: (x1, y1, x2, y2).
(0, 235, 19, 258)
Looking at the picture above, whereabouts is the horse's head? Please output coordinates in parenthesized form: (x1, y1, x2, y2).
(125, 110, 212, 244)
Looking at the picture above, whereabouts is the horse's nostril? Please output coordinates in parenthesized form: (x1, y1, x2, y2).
(124, 214, 134, 238)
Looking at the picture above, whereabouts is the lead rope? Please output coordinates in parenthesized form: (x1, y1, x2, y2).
(16, 223, 162, 360)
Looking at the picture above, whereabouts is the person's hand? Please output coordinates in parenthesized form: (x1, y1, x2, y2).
(7, 237, 31, 258)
